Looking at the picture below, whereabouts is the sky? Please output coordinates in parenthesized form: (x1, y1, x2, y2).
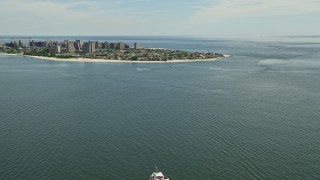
(0, 0, 320, 37)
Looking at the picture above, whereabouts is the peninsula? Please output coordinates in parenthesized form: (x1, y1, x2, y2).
(0, 39, 225, 63)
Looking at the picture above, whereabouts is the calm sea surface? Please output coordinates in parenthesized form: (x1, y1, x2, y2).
(1, 36, 320, 179)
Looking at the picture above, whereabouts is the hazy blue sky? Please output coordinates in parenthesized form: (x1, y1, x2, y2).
(1, 0, 320, 36)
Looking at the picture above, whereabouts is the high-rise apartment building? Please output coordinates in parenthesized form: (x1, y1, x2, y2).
(83, 41, 96, 53)
(117, 42, 126, 50)
(67, 42, 76, 53)
(134, 42, 141, 49)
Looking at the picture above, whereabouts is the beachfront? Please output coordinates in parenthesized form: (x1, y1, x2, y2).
(24, 55, 222, 63)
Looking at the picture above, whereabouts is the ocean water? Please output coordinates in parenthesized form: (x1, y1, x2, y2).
(1, 36, 320, 179)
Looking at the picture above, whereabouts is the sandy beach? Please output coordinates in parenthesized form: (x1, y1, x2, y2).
(24, 55, 223, 63)
(0, 53, 21, 56)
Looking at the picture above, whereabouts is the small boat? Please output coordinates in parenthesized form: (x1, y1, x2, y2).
(149, 168, 169, 180)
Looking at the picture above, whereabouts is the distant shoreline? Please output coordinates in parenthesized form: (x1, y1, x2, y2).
(0, 53, 228, 63)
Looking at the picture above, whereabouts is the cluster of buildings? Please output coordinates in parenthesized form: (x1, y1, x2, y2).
(3, 39, 141, 54)
(3, 40, 26, 48)
(1, 39, 224, 61)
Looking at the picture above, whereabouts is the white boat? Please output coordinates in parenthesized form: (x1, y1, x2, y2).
(149, 170, 169, 180)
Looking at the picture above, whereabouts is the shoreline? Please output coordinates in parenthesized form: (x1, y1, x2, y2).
(0, 53, 21, 56)
(24, 55, 223, 63)
(1, 53, 228, 63)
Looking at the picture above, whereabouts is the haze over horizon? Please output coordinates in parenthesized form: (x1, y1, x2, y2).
(1, 0, 320, 37)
